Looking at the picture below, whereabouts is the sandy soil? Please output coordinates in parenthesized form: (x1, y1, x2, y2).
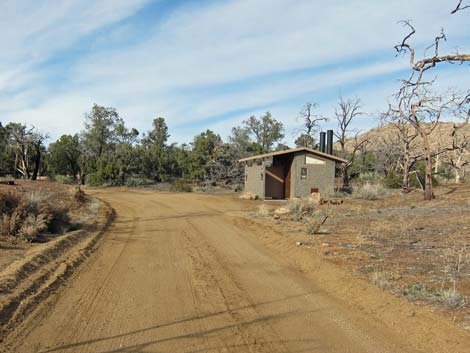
(254, 184, 470, 328)
(3, 188, 470, 352)
(0, 180, 99, 272)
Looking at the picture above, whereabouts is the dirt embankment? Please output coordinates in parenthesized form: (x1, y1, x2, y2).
(0, 182, 115, 341)
(3, 189, 469, 353)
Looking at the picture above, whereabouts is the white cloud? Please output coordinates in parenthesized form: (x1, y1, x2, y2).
(1, 0, 468, 144)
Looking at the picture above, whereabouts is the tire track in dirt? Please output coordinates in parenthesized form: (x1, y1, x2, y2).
(5, 190, 469, 353)
(181, 223, 292, 353)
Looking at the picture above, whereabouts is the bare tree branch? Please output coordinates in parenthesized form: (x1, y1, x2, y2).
(451, 0, 470, 14)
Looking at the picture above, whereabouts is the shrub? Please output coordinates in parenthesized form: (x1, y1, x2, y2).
(0, 190, 70, 239)
(352, 183, 388, 200)
(383, 173, 403, 189)
(55, 175, 75, 184)
(438, 288, 466, 309)
(41, 203, 70, 233)
(26, 190, 51, 214)
(18, 214, 48, 242)
(304, 209, 332, 234)
(125, 177, 149, 187)
(404, 283, 466, 309)
(256, 204, 270, 217)
(370, 272, 391, 289)
(170, 179, 193, 192)
(1, 212, 22, 237)
(86, 172, 105, 186)
(287, 197, 316, 214)
(0, 191, 22, 215)
(358, 172, 378, 182)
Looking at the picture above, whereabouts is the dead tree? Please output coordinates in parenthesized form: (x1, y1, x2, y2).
(448, 125, 470, 183)
(451, 0, 470, 14)
(295, 102, 327, 148)
(394, 5, 470, 199)
(383, 109, 422, 193)
(8, 124, 34, 179)
(31, 131, 48, 181)
(334, 96, 367, 189)
(374, 132, 403, 178)
(397, 82, 469, 198)
(443, 97, 470, 183)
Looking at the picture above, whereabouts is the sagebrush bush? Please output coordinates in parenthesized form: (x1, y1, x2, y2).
(19, 214, 48, 242)
(352, 183, 388, 200)
(438, 289, 466, 309)
(383, 173, 403, 189)
(0, 190, 71, 240)
(125, 177, 149, 187)
(55, 175, 75, 184)
(170, 179, 192, 192)
(404, 283, 466, 309)
(1, 212, 22, 237)
(0, 191, 22, 215)
(287, 197, 316, 214)
(256, 204, 270, 217)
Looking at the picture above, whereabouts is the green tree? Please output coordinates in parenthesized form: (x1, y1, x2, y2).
(47, 134, 81, 180)
(189, 130, 222, 180)
(243, 112, 284, 153)
(228, 126, 252, 157)
(82, 104, 123, 161)
(141, 117, 170, 181)
(294, 133, 315, 148)
(81, 104, 136, 185)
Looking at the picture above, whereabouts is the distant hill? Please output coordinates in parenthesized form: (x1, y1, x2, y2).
(339, 121, 470, 154)
(337, 122, 470, 177)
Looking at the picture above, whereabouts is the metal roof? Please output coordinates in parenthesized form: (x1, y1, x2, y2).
(238, 147, 348, 163)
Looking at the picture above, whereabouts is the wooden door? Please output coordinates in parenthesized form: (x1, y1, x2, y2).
(285, 164, 291, 199)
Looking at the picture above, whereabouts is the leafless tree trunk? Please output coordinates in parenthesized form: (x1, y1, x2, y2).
(9, 125, 34, 179)
(31, 132, 47, 181)
(295, 102, 327, 148)
(444, 104, 470, 182)
(394, 9, 470, 199)
(391, 119, 420, 193)
(334, 96, 366, 189)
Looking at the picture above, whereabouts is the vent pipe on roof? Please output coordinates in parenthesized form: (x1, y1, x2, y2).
(326, 130, 334, 155)
(319, 132, 326, 153)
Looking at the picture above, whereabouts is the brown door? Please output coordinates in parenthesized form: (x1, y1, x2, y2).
(285, 165, 291, 199)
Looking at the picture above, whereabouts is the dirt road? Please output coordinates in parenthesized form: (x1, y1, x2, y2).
(5, 189, 469, 352)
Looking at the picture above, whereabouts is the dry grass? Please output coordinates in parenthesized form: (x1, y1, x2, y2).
(304, 209, 333, 235)
(287, 197, 316, 215)
(18, 214, 48, 242)
(352, 183, 388, 200)
(256, 204, 270, 217)
(404, 283, 466, 309)
(0, 189, 71, 241)
(370, 271, 391, 289)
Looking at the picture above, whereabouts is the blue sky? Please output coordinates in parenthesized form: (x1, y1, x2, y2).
(0, 0, 469, 145)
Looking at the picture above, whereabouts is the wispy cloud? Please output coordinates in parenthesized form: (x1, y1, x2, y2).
(0, 0, 468, 144)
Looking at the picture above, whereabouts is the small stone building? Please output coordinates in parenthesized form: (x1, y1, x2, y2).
(239, 147, 347, 199)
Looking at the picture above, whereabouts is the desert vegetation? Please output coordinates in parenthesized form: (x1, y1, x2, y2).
(251, 183, 470, 329)
(0, 190, 70, 242)
(0, 182, 92, 244)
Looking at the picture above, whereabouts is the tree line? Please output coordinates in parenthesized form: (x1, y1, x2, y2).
(1, 1, 468, 199)
(1, 93, 468, 196)
(0, 105, 288, 187)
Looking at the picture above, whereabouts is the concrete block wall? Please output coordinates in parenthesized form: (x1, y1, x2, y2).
(291, 153, 335, 197)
